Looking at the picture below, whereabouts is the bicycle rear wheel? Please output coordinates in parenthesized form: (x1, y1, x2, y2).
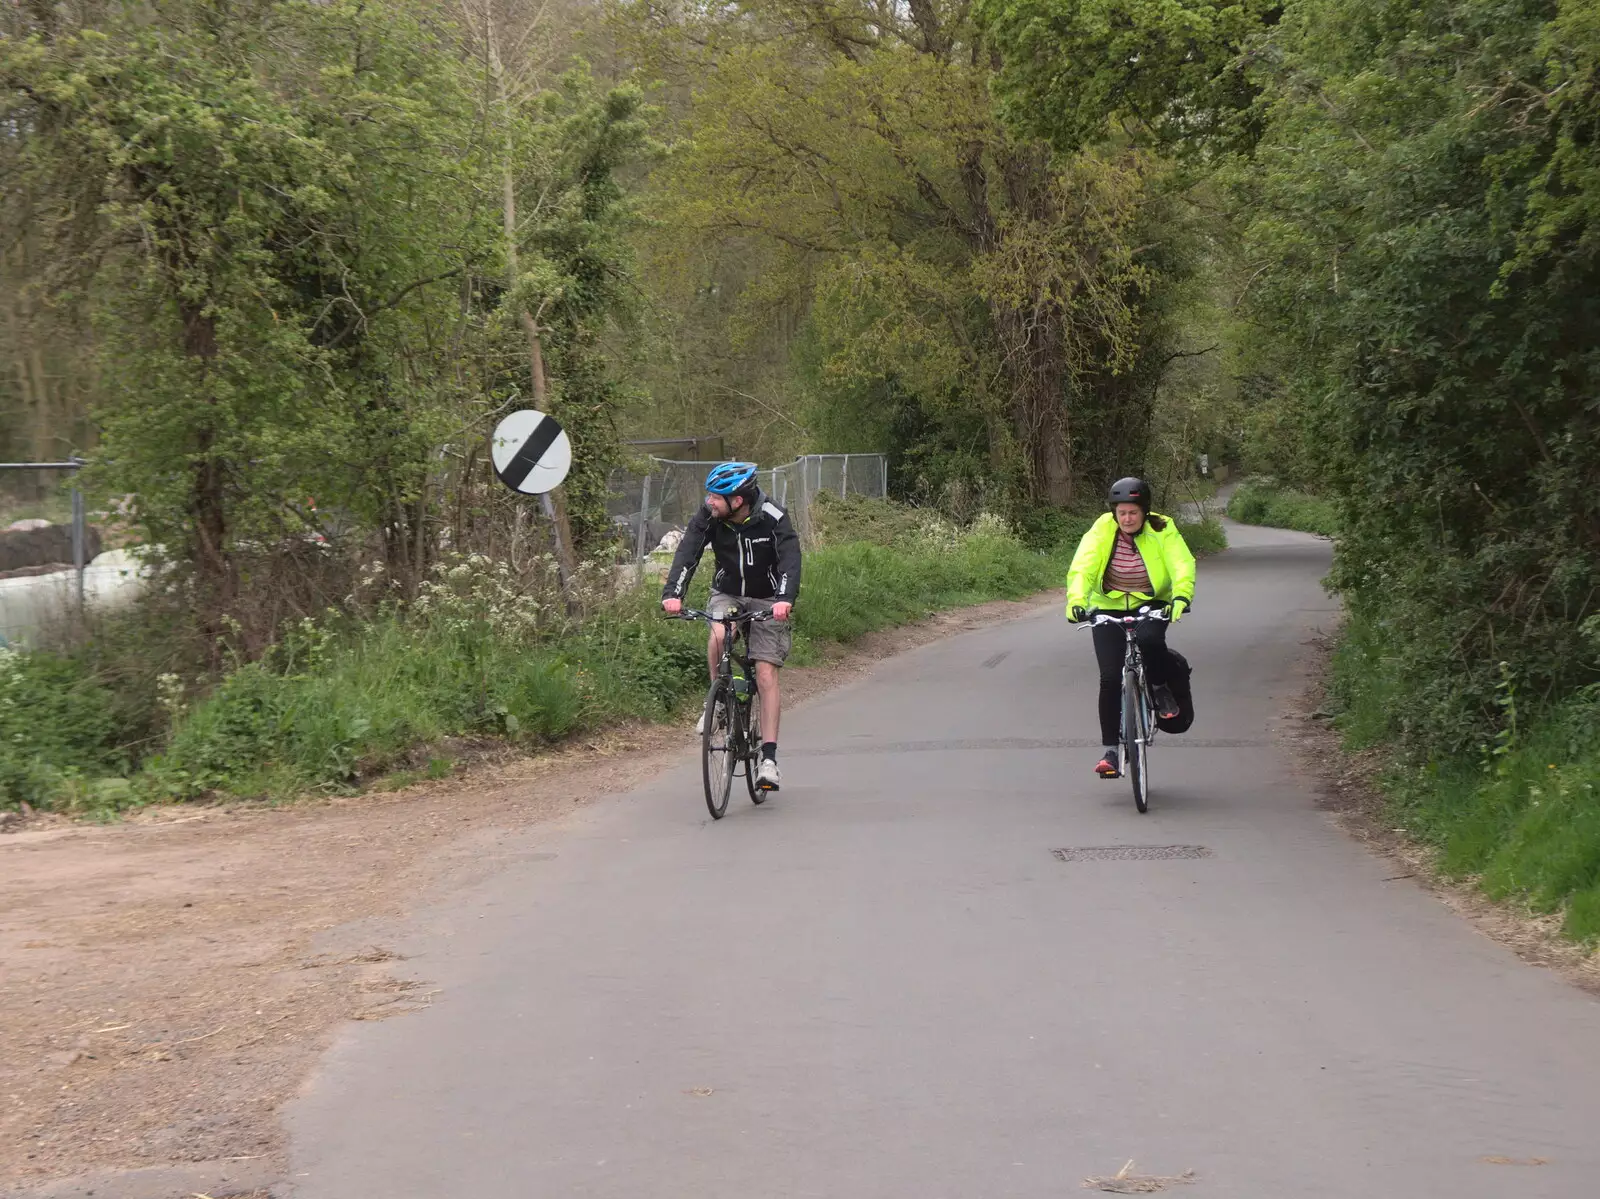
(743, 682, 766, 804)
(1123, 673, 1150, 814)
(701, 680, 735, 819)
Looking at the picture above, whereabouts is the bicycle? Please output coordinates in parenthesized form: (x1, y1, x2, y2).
(673, 607, 777, 819)
(1078, 607, 1171, 814)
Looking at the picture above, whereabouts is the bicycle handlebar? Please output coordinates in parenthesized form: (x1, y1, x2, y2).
(671, 608, 778, 624)
(1075, 608, 1171, 631)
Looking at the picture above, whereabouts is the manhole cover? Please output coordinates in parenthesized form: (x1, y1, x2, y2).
(1053, 845, 1212, 862)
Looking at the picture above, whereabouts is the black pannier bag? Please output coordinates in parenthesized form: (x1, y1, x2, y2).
(1155, 649, 1194, 734)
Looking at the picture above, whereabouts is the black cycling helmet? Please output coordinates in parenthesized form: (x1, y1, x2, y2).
(1108, 476, 1153, 512)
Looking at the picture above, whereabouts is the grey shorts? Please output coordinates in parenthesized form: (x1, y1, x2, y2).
(709, 592, 792, 666)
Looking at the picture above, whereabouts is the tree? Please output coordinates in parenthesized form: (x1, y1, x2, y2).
(1227, 0, 1599, 749)
(975, 0, 1278, 156)
(459, 0, 654, 555)
(620, 0, 1194, 508)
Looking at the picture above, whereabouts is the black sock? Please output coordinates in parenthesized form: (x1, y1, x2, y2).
(762, 741, 777, 762)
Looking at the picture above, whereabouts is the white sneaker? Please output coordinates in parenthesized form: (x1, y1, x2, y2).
(696, 702, 723, 736)
(756, 757, 781, 791)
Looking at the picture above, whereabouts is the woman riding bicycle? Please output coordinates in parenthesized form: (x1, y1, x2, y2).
(1066, 477, 1196, 779)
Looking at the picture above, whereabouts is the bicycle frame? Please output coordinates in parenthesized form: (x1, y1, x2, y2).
(1091, 609, 1167, 723)
(677, 608, 770, 699)
(1079, 607, 1169, 811)
(675, 608, 775, 812)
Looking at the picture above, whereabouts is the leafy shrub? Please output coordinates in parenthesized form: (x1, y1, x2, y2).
(1177, 517, 1228, 556)
(1013, 505, 1094, 551)
(796, 523, 1067, 645)
(810, 493, 931, 547)
(0, 647, 126, 810)
(1227, 481, 1340, 536)
(1331, 611, 1600, 942)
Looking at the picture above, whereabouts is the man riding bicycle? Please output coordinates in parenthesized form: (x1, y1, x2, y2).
(1066, 477, 1196, 779)
(661, 462, 801, 791)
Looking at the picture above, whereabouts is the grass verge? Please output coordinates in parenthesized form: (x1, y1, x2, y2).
(1227, 479, 1340, 536)
(1330, 611, 1600, 943)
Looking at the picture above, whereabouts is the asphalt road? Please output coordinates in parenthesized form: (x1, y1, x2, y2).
(284, 521, 1600, 1198)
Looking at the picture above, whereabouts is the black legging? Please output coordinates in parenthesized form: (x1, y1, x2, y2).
(1093, 618, 1176, 746)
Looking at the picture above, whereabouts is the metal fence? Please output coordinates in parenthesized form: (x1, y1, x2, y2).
(607, 453, 888, 561)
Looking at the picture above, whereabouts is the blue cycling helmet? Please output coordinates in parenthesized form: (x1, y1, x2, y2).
(705, 461, 759, 496)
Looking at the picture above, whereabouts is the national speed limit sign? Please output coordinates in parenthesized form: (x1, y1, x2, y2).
(490, 410, 572, 495)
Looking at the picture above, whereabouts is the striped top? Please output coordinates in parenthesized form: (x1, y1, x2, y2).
(1103, 530, 1152, 595)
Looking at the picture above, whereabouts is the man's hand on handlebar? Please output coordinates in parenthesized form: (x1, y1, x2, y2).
(772, 602, 792, 621)
(665, 605, 776, 623)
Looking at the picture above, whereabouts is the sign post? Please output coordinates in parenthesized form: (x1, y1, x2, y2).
(490, 411, 576, 586)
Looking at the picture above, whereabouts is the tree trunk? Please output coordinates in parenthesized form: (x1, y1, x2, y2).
(994, 299, 1075, 505)
(180, 301, 235, 645)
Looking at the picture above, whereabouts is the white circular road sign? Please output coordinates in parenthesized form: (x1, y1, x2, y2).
(491, 410, 572, 495)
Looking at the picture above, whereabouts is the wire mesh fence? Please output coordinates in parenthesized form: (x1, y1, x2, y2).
(2, 452, 888, 643)
(606, 453, 888, 561)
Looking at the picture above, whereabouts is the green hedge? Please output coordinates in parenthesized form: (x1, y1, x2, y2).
(1332, 612, 1600, 943)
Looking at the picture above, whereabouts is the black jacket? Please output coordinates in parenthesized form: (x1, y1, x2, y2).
(662, 491, 802, 602)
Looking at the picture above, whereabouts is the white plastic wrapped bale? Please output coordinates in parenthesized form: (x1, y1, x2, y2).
(0, 547, 154, 647)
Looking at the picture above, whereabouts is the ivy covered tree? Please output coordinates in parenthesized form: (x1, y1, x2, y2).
(976, 0, 1277, 155)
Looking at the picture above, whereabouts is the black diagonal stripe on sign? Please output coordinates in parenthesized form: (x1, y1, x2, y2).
(499, 415, 563, 492)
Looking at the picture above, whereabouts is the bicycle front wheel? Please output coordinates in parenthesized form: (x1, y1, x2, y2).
(702, 680, 735, 819)
(1123, 673, 1150, 814)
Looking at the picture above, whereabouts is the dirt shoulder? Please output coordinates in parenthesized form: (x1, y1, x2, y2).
(1280, 629, 1600, 996)
(0, 591, 1063, 1196)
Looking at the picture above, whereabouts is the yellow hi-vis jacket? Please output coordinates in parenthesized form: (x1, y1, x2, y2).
(1066, 512, 1196, 614)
